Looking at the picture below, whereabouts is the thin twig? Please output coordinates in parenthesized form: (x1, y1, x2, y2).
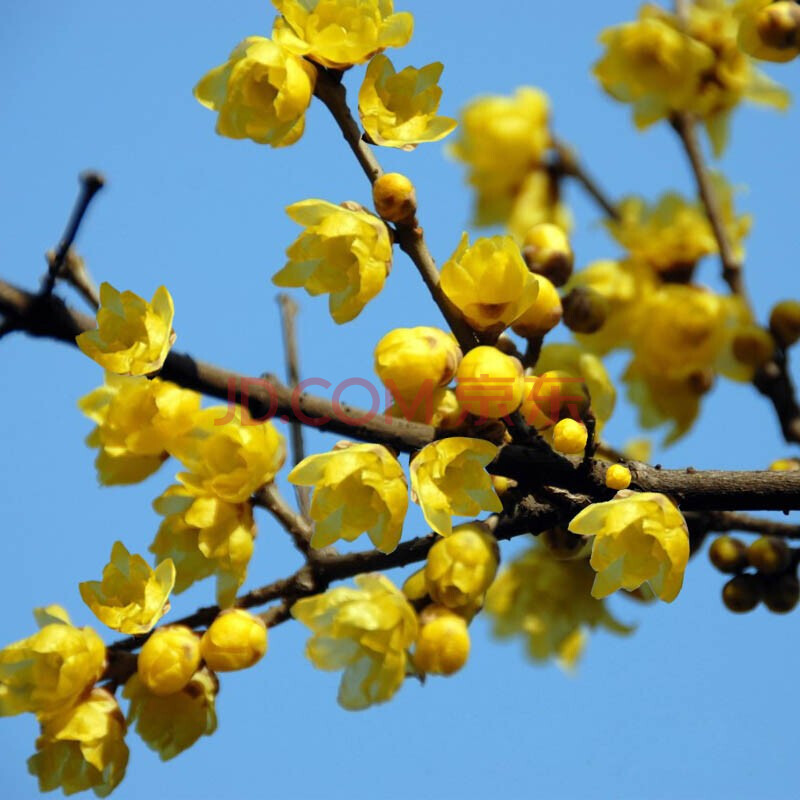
(277, 293, 310, 517)
(253, 483, 314, 557)
(754, 349, 800, 445)
(52, 249, 100, 310)
(552, 138, 620, 221)
(312, 67, 479, 353)
(39, 171, 105, 299)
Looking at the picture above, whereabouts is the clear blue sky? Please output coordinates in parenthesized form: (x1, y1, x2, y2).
(2, 2, 799, 798)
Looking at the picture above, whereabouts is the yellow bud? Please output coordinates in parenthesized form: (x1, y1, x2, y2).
(491, 475, 517, 497)
(511, 275, 563, 337)
(605, 464, 632, 491)
(732, 326, 775, 368)
(402, 567, 429, 601)
(722, 574, 761, 613)
(521, 223, 574, 286)
(412, 606, 470, 676)
(756, 2, 800, 50)
(770, 458, 800, 472)
(552, 418, 588, 455)
(526, 370, 589, 424)
(372, 172, 418, 223)
(200, 609, 267, 672)
(747, 537, 791, 575)
(425, 523, 499, 611)
(455, 346, 524, 419)
(769, 300, 800, 347)
(561, 287, 608, 334)
(138, 626, 201, 696)
(708, 536, 748, 574)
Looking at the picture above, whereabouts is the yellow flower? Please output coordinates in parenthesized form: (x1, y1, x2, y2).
(0, 607, 106, 718)
(27, 688, 128, 797)
(605, 464, 632, 491)
(374, 326, 461, 402)
(123, 669, 217, 761)
(272, 0, 413, 70)
(533, 343, 617, 428)
(568, 491, 690, 602)
(739, 0, 800, 62)
(79, 542, 175, 635)
(412, 606, 470, 676)
(410, 438, 502, 537)
(552, 418, 588, 455)
(485, 544, 631, 666)
(455, 346, 524, 420)
(137, 626, 201, 696)
(173, 406, 286, 504)
(288, 443, 408, 552)
(76, 283, 174, 376)
(151, 485, 256, 608)
(358, 55, 456, 149)
(449, 88, 551, 226)
(200, 610, 267, 672)
(292, 575, 417, 710)
(193, 36, 316, 147)
(440, 234, 539, 334)
(424, 522, 499, 610)
(606, 180, 751, 274)
(273, 199, 393, 324)
(79, 373, 201, 486)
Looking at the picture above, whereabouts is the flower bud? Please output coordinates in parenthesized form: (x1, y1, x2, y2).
(770, 458, 800, 472)
(722, 574, 761, 613)
(412, 606, 470, 676)
(732, 325, 775, 368)
(755, 2, 800, 51)
(552, 418, 588, 455)
(491, 475, 517, 497)
(540, 527, 591, 560)
(769, 300, 800, 347)
(511, 275, 563, 337)
(455, 346, 524, 419)
(521, 223, 573, 286)
(747, 536, 791, 575)
(138, 626, 201, 696)
(561, 287, 608, 334)
(425, 523, 499, 611)
(762, 572, 800, 614)
(200, 609, 268, 672)
(605, 464, 632, 491)
(525, 369, 589, 426)
(708, 536, 748, 574)
(372, 172, 418, 224)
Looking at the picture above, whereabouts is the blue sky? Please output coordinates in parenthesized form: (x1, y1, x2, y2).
(1, 1, 799, 798)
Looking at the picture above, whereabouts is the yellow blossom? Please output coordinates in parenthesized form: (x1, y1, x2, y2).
(172, 406, 285, 504)
(272, 0, 413, 70)
(200, 610, 267, 672)
(410, 438, 502, 536)
(0, 607, 106, 718)
(137, 626, 201, 697)
(605, 464, 633, 491)
(455, 346, 524, 419)
(440, 234, 539, 334)
(79, 542, 175, 635)
(76, 283, 175, 376)
(552, 418, 588, 455)
(292, 575, 417, 710)
(288, 443, 408, 552)
(151, 485, 256, 608)
(738, 1, 800, 63)
(424, 522, 499, 610)
(79, 373, 201, 486)
(568, 490, 690, 602)
(27, 688, 128, 797)
(412, 606, 470, 676)
(449, 88, 551, 226)
(359, 55, 456, 149)
(193, 36, 316, 147)
(273, 199, 393, 323)
(486, 544, 631, 666)
(123, 669, 217, 761)
(375, 326, 461, 402)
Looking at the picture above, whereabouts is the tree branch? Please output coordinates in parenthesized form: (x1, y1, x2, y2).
(253, 483, 314, 557)
(552, 138, 620, 221)
(754, 349, 800, 445)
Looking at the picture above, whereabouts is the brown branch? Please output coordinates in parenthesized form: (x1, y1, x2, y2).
(312, 67, 479, 353)
(552, 138, 620, 221)
(277, 293, 311, 516)
(53, 249, 100, 310)
(39, 171, 105, 299)
(253, 483, 314, 557)
(754, 350, 800, 445)
(671, 113, 744, 296)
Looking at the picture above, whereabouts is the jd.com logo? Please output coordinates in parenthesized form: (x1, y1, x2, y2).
(213, 375, 587, 427)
